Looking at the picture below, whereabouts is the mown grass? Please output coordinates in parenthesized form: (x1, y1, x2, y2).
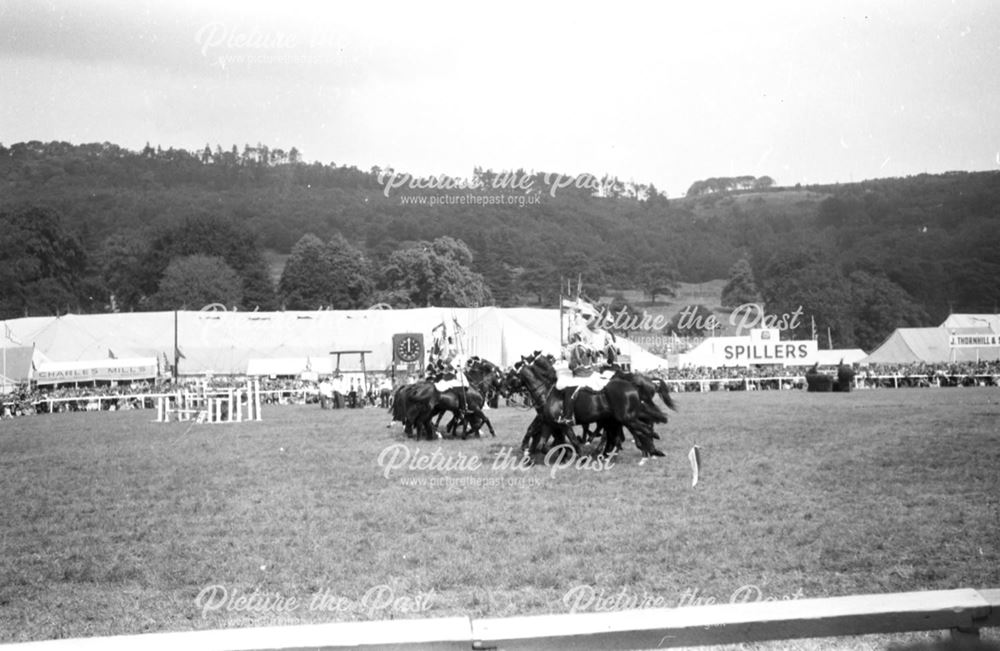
(1, 388, 998, 648)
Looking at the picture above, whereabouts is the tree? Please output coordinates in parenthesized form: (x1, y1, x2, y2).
(147, 215, 275, 310)
(325, 233, 374, 308)
(153, 255, 243, 309)
(517, 260, 558, 305)
(848, 271, 928, 350)
(98, 232, 151, 311)
(0, 205, 88, 318)
(278, 234, 333, 309)
(668, 304, 718, 336)
(641, 263, 679, 304)
(380, 237, 492, 307)
(278, 233, 375, 309)
(721, 256, 762, 307)
(758, 249, 856, 345)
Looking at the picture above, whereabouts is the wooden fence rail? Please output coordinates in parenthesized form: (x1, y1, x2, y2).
(2, 588, 997, 650)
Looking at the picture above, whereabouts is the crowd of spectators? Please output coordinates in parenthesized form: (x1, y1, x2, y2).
(1, 375, 397, 419)
(656, 360, 1000, 392)
(3, 360, 999, 418)
(2, 381, 160, 416)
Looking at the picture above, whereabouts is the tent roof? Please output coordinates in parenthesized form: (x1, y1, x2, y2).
(940, 313, 1000, 332)
(864, 327, 1000, 364)
(5, 308, 671, 375)
(246, 357, 336, 376)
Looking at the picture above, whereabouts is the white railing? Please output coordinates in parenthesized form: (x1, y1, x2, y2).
(2, 588, 997, 650)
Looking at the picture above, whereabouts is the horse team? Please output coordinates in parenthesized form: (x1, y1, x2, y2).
(390, 353, 677, 463)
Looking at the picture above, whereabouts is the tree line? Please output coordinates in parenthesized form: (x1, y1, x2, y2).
(1, 140, 998, 351)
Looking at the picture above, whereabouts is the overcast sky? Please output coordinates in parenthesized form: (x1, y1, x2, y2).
(2, 0, 998, 196)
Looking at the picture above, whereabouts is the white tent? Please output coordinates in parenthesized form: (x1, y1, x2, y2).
(246, 357, 336, 377)
(940, 314, 1000, 332)
(5, 307, 671, 376)
(865, 326, 1000, 364)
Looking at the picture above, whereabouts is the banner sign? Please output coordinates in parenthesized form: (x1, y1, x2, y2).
(949, 333, 999, 348)
(721, 340, 818, 365)
(35, 359, 158, 385)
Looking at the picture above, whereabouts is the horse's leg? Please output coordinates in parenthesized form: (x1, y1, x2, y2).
(599, 421, 621, 460)
(481, 410, 496, 437)
(630, 421, 664, 462)
(433, 406, 449, 436)
(522, 414, 542, 454)
(428, 411, 443, 440)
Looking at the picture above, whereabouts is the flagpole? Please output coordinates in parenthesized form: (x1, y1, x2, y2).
(2, 321, 7, 395)
(173, 310, 179, 382)
(559, 278, 565, 347)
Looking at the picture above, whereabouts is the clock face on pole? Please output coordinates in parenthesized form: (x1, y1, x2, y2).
(393, 333, 423, 363)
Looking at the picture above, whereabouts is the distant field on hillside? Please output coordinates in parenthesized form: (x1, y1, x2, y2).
(680, 189, 829, 220)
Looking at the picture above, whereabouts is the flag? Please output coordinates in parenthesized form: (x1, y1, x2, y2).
(175, 347, 186, 360)
(108, 348, 117, 359)
(2, 322, 22, 345)
(688, 445, 702, 487)
(561, 297, 598, 318)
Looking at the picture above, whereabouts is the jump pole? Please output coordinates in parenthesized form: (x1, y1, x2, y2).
(253, 378, 262, 421)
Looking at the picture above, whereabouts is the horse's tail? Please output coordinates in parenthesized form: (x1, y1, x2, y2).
(638, 400, 668, 424)
(391, 386, 408, 420)
(654, 378, 677, 411)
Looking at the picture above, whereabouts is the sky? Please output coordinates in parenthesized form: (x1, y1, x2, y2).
(1, 0, 999, 197)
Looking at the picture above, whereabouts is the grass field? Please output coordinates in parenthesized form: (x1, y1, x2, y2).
(1, 388, 999, 648)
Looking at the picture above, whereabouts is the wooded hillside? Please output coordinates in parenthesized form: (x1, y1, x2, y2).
(2, 140, 998, 350)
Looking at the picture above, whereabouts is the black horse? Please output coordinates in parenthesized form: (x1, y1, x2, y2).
(389, 357, 503, 440)
(584, 369, 677, 455)
(835, 361, 857, 392)
(431, 385, 496, 438)
(515, 354, 668, 461)
(428, 357, 502, 438)
(805, 360, 857, 392)
(390, 381, 440, 440)
(463, 357, 504, 408)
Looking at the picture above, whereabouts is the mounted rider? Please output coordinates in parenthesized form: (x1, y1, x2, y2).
(427, 324, 472, 415)
(557, 299, 621, 425)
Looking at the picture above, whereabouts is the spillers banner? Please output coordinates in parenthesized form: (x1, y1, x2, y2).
(391, 333, 425, 365)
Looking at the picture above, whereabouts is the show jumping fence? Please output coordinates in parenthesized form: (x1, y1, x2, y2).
(155, 379, 263, 424)
(2, 588, 997, 650)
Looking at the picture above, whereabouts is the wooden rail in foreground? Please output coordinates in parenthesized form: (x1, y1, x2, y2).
(2, 588, 998, 650)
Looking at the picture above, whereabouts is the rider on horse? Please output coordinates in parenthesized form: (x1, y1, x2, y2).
(427, 335, 472, 415)
(557, 307, 621, 425)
